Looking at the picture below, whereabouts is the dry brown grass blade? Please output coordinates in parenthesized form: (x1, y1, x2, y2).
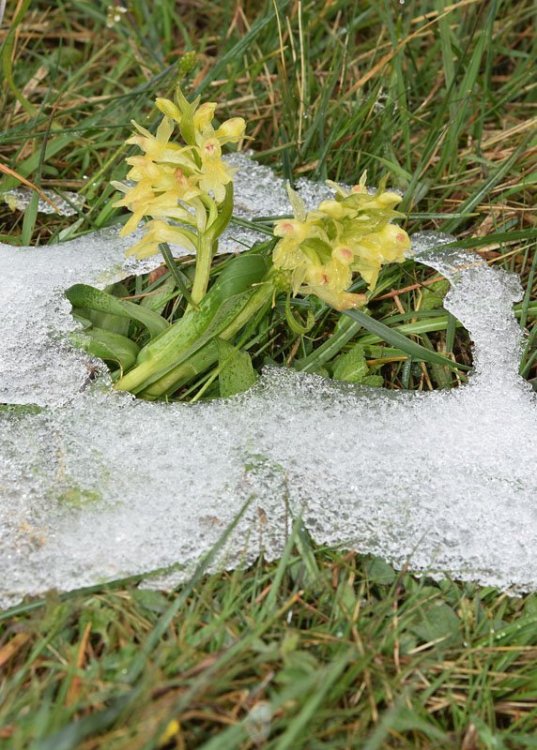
(65, 621, 93, 707)
(0, 162, 60, 212)
(0, 631, 31, 669)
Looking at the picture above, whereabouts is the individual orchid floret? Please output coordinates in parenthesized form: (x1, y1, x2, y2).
(124, 219, 198, 260)
(197, 137, 236, 202)
(214, 117, 246, 144)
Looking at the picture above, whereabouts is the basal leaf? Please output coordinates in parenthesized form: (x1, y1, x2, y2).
(218, 338, 258, 398)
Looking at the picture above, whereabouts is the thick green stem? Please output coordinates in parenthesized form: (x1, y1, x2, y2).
(219, 282, 273, 340)
(188, 184, 233, 308)
(114, 305, 204, 393)
(189, 233, 214, 308)
(114, 356, 164, 394)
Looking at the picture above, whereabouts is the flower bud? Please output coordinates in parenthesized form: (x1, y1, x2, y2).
(155, 98, 182, 123)
(193, 102, 217, 132)
(216, 117, 246, 143)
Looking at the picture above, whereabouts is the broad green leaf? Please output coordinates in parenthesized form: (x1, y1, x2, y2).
(218, 339, 258, 398)
(361, 375, 384, 387)
(81, 282, 131, 335)
(137, 289, 258, 391)
(410, 602, 462, 647)
(332, 344, 369, 383)
(69, 327, 139, 372)
(216, 252, 270, 299)
(66, 284, 168, 339)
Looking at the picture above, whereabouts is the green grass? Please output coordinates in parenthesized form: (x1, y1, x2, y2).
(1, 0, 537, 746)
(3, 534, 537, 749)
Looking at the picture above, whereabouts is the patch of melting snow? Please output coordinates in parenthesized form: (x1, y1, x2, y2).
(0, 154, 536, 609)
(1, 187, 86, 216)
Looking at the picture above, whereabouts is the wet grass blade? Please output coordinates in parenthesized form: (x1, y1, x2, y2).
(158, 242, 195, 306)
(344, 308, 471, 371)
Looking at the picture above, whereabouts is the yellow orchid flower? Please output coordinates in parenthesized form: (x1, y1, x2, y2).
(272, 218, 328, 273)
(116, 89, 245, 303)
(272, 179, 410, 307)
(302, 264, 365, 311)
(314, 199, 355, 221)
(127, 117, 174, 158)
(349, 256, 382, 290)
(113, 154, 203, 240)
(369, 190, 404, 210)
(350, 224, 411, 266)
(374, 223, 411, 260)
(273, 218, 319, 242)
(331, 245, 355, 266)
(155, 97, 182, 123)
(127, 120, 199, 175)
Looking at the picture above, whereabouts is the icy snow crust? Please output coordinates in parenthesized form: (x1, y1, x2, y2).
(1, 154, 536, 608)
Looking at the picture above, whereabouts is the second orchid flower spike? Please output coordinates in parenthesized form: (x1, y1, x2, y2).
(272, 181, 411, 311)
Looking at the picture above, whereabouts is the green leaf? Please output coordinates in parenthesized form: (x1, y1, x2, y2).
(85, 309, 130, 336)
(69, 327, 140, 372)
(218, 339, 258, 398)
(410, 602, 462, 647)
(332, 344, 369, 383)
(65, 284, 168, 339)
(217, 252, 270, 299)
(364, 557, 396, 585)
(74, 283, 131, 336)
(361, 375, 384, 387)
(138, 289, 257, 392)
